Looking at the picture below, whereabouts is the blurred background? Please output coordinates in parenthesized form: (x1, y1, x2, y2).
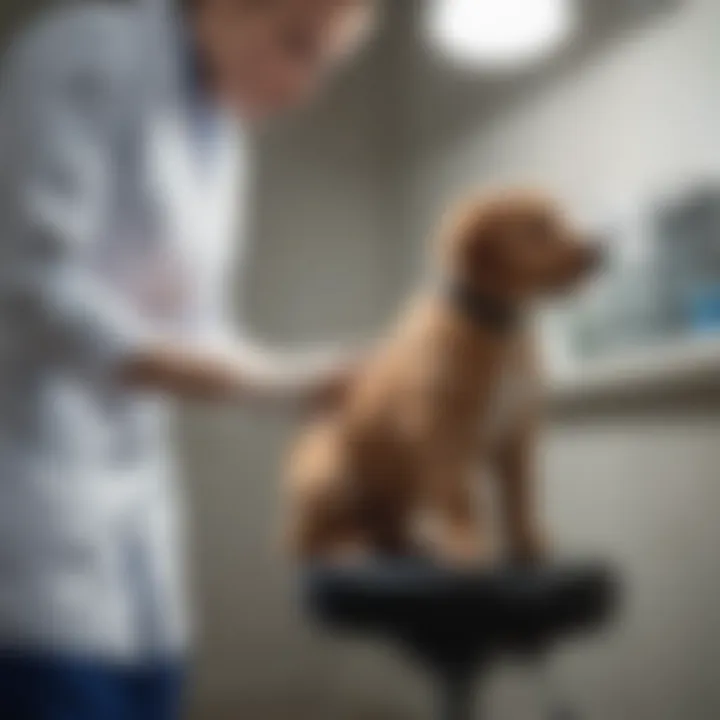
(4, 0, 720, 718)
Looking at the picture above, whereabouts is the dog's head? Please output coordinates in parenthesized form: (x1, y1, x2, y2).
(439, 190, 602, 301)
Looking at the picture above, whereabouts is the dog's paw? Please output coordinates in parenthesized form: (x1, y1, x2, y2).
(432, 531, 495, 568)
(509, 528, 552, 566)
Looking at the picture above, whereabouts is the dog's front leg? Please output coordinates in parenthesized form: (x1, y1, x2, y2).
(493, 417, 549, 564)
(423, 457, 489, 566)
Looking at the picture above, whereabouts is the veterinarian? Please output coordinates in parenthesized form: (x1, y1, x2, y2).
(0, 0, 375, 718)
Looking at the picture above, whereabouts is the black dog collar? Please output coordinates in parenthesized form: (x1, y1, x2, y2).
(443, 281, 520, 335)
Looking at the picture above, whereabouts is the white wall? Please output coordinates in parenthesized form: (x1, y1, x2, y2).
(405, 0, 720, 241)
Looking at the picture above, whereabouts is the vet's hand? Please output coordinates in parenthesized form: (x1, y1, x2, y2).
(303, 352, 366, 413)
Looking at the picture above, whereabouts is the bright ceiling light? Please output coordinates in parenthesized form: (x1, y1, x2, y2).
(427, 0, 577, 69)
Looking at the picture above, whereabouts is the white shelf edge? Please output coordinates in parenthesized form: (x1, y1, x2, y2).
(548, 335, 720, 405)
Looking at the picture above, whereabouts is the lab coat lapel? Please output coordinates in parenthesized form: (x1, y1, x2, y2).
(147, 107, 238, 262)
(140, 1, 240, 315)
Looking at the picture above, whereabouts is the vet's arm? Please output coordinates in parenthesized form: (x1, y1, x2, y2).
(122, 341, 356, 406)
(128, 241, 362, 405)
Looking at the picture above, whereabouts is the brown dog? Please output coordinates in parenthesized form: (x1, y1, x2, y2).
(285, 190, 600, 565)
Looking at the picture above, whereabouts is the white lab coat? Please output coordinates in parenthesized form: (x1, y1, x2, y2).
(0, 0, 245, 661)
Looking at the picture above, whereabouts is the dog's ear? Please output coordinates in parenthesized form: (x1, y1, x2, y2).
(437, 197, 485, 269)
(464, 225, 505, 277)
(437, 196, 507, 284)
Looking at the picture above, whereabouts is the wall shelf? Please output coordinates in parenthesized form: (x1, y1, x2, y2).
(548, 335, 720, 407)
